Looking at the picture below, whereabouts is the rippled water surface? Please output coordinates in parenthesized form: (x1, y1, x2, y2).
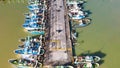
(75, 0, 120, 68)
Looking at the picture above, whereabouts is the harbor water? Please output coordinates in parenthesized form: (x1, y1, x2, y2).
(75, 0, 120, 68)
(0, 0, 120, 68)
(0, 3, 28, 68)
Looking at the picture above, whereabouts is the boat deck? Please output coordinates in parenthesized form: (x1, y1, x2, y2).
(44, 0, 73, 66)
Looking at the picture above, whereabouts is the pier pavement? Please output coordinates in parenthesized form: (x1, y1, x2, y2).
(43, 0, 73, 67)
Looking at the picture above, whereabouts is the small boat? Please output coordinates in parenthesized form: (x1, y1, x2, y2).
(15, 41, 44, 55)
(55, 66, 74, 68)
(27, 1, 45, 13)
(67, 1, 86, 20)
(20, 54, 35, 61)
(28, 0, 39, 5)
(74, 56, 101, 64)
(23, 13, 44, 31)
(24, 13, 39, 19)
(27, 4, 39, 10)
(72, 18, 91, 28)
(14, 48, 44, 55)
(83, 63, 99, 68)
(28, 29, 45, 35)
(15, 36, 45, 55)
(23, 22, 43, 30)
(80, 18, 91, 26)
(9, 58, 42, 68)
(69, 10, 86, 20)
(18, 36, 43, 48)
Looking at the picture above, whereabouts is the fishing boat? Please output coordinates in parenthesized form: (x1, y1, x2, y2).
(43, 66, 74, 68)
(74, 56, 100, 68)
(69, 10, 85, 20)
(74, 56, 101, 64)
(23, 9, 45, 33)
(22, 0, 46, 35)
(27, 4, 39, 10)
(9, 58, 42, 68)
(24, 13, 39, 19)
(20, 54, 36, 61)
(55, 66, 74, 68)
(78, 18, 91, 27)
(18, 36, 41, 48)
(72, 18, 91, 28)
(15, 41, 44, 55)
(14, 47, 44, 55)
(28, 0, 45, 14)
(67, 1, 86, 20)
(18, 36, 32, 48)
(23, 22, 43, 30)
(23, 16, 44, 31)
(27, 29, 45, 35)
(9, 0, 46, 68)
(15, 36, 45, 55)
(82, 63, 100, 68)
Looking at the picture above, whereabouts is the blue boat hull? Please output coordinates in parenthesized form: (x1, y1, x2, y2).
(15, 49, 39, 55)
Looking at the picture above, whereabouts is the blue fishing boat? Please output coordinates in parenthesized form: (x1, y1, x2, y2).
(22, 0, 46, 35)
(15, 42, 44, 55)
(28, 29, 45, 35)
(15, 36, 44, 55)
(27, 4, 39, 10)
(14, 48, 44, 55)
(23, 12, 44, 31)
(24, 13, 39, 19)
(23, 22, 42, 30)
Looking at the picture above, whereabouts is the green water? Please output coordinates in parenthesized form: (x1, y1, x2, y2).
(75, 0, 120, 68)
(0, 3, 28, 68)
(0, 0, 120, 68)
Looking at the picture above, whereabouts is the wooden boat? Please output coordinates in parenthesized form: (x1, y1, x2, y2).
(74, 56, 101, 64)
(9, 58, 42, 68)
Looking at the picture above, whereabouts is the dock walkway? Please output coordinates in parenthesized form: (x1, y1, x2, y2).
(44, 0, 73, 66)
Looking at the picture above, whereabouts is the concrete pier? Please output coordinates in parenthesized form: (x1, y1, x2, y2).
(44, 0, 73, 67)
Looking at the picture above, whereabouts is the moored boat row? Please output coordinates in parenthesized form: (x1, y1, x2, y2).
(67, 0, 91, 28)
(23, 0, 47, 35)
(74, 56, 101, 68)
(67, 0, 101, 68)
(9, 0, 47, 68)
(68, 0, 92, 44)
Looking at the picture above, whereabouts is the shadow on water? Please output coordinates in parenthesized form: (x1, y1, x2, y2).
(79, 50, 106, 65)
(83, 10, 92, 17)
(72, 45, 76, 56)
